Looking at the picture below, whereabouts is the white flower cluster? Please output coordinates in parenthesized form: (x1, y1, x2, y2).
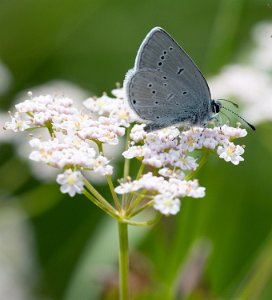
(124, 124, 246, 167)
(4, 90, 136, 197)
(83, 89, 138, 128)
(5, 87, 248, 215)
(115, 172, 205, 215)
(114, 123, 247, 215)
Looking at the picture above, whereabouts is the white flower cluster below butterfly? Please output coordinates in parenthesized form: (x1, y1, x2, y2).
(124, 27, 255, 132)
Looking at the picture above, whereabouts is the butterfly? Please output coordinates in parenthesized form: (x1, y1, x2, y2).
(124, 27, 255, 132)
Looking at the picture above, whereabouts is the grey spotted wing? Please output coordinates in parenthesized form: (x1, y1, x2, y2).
(134, 27, 211, 102)
(125, 68, 202, 123)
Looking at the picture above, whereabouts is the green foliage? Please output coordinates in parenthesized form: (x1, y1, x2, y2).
(0, 0, 272, 299)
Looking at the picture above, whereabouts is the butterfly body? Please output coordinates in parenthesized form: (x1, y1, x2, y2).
(124, 27, 219, 132)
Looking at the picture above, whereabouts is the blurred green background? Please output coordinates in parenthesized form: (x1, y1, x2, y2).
(0, 0, 272, 299)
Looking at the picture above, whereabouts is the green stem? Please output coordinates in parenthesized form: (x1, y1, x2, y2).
(122, 127, 131, 208)
(95, 140, 121, 210)
(126, 163, 145, 209)
(118, 221, 129, 300)
(127, 190, 148, 215)
(83, 189, 118, 218)
(45, 121, 55, 138)
(185, 150, 209, 180)
(136, 162, 145, 180)
(83, 178, 118, 215)
(123, 211, 162, 227)
(129, 199, 154, 218)
(106, 175, 121, 210)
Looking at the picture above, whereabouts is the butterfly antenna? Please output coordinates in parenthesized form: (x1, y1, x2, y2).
(219, 109, 231, 124)
(221, 105, 256, 131)
(218, 98, 239, 108)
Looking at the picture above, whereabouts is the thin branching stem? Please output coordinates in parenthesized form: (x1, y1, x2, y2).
(129, 199, 155, 218)
(122, 212, 162, 227)
(126, 162, 145, 209)
(83, 189, 118, 218)
(95, 140, 121, 210)
(106, 175, 121, 210)
(83, 177, 118, 216)
(127, 190, 148, 215)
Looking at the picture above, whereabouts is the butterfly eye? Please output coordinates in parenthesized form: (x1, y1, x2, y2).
(160, 55, 165, 60)
(148, 83, 152, 88)
(152, 90, 156, 94)
(132, 99, 137, 104)
(163, 50, 167, 54)
(162, 76, 167, 80)
(157, 61, 163, 66)
(183, 91, 187, 95)
(169, 46, 173, 51)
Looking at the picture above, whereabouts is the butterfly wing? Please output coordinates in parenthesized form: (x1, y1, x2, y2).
(134, 27, 211, 102)
(125, 68, 203, 123)
(125, 27, 213, 131)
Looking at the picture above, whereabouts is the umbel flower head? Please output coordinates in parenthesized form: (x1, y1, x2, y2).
(4, 87, 248, 216)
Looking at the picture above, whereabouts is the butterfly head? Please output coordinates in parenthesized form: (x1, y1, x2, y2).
(211, 99, 256, 131)
(211, 100, 222, 115)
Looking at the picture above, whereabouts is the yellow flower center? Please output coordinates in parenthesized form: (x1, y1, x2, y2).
(163, 198, 173, 206)
(226, 145, 235, 156)
(186, 136, 195, 147)
(119, 111, 129, 120)
(67, 174, 76, 185)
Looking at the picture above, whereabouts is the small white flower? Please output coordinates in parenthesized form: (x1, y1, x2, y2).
(138, 172, 165, 191)
(130, 124, 147, 142)
(115, 181, 141, 194)
(111, 87, 125, 99)
(83, 94, 117, 115)
(220, 125, 247, 139)
(93, 155, 113, 176)
(153, 193, 181, 215)
(52, 113, 92, 134)
(158, 167, 185, 180)
(143, 154, 165, 168)
(182, 180, 206, 198)
(56, 169, 84, 197)
(4, 112, 31, 132)
(154, 127, 180, 141)
(181, 130, 201, 152)
(202, 137, 218, 149)
(123, 146, 151, 159)
(174, 155, 198, 171)
(217, 143, 245, 165)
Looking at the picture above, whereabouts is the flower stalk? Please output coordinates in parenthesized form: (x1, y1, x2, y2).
(118, 221, 129, 300)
